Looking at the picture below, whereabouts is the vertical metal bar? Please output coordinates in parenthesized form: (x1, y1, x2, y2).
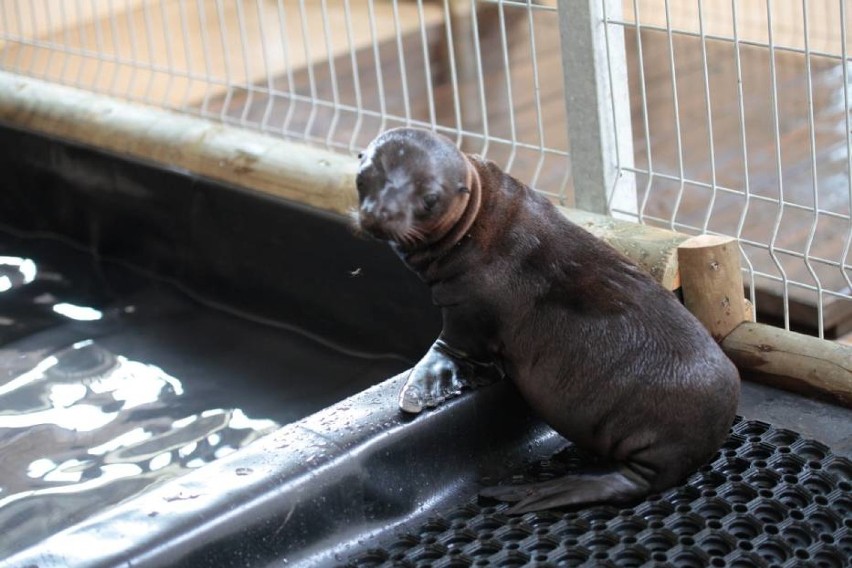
(600, 0, 633, 214)
(525, 0, 546, 189)
(632, 0, 655, 223)
(344, 0, 364, 152)
(141, 0, 156, 103)
(449, 0, 482, 151)
(235, 0, 254, 126)
(107, 0, 121, 97)
(731, 0, 758, 319)
(469, 0, 491, 156)
(696, 0, 718, 232)
(840, 0, 852, 292)
(441, 0, 463, 146)
(91, 0, 105, 93)
(30, 0, 49, 79)
(297, 0, 317, 139)
(416, 0, 437, 131)
(196, 0, 213, 117)
(391, 0, 412, 125)
(73, 0, 86, 88)
(177, 0, 194, 111)
(662, 0, 685, 229)
(800, 0, 824, 338)
(320, 0, 341, 147)
(256, 0, 275, 132)
(215, 0, 234, 122)
(0, 2, 11, 69)
(367, 0, 388, 133)
(124, 0, 139, 100)
(497, 0, 517, 171)
(12, 0, 25, 72)
(160, 0, 176, 108)
(765, 0, 791, 330)
(557, 0, 636, 216)
(0, 2, 10, 69)
(275, 0, 298, 136)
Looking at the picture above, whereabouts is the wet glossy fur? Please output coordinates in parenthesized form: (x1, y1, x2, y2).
(356, 128, 741, 513)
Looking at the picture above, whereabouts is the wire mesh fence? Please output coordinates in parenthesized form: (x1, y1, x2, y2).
(0, 0, 849, 339)
(609, 0, 851, 339)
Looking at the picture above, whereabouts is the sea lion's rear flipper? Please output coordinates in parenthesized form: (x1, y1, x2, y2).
(399, 339, 503, 413)
(479, 466, 652, 515)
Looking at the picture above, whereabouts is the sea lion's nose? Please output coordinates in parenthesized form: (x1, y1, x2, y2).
(376, 202, 402, 223)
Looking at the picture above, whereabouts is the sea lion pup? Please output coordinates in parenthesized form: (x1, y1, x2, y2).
(354, 127, 740, 514)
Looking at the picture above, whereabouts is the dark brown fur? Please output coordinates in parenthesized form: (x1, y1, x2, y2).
(355, 128, 741, 513)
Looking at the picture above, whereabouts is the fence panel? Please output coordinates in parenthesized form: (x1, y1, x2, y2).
(609, 0, 851, 338)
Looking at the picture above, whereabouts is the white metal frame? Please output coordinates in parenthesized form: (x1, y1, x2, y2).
(558, 0, 637, 218)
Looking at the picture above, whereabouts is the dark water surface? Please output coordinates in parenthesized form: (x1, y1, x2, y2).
(0, 230, 409, 557)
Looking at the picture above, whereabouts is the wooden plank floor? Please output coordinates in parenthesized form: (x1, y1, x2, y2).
(0, 0, 442, 109)
(207, 9, 850, 336)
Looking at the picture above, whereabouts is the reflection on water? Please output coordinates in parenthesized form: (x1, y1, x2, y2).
(0, 232, 410, 557)
(51, 303, 103, 321)
(0, 255, 37, 293)
(0, 338, 279, 555)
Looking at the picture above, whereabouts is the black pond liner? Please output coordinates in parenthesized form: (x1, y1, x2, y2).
(343, 418, 851, 568)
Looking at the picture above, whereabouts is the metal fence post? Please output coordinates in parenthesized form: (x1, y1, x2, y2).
(558, 0, 636, 218)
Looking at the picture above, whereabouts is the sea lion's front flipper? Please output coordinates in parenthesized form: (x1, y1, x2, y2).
(399, 339, 503, 413)
(479, 466, 652, 515)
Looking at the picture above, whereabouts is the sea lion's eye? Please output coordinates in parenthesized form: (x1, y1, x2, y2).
(422, 193, 440, 211)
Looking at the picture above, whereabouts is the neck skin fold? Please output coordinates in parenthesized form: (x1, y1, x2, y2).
(401, 158, 482, 268)
(431, 159, 482, 255)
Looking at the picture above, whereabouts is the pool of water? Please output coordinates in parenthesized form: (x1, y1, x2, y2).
(0, 231, 410, 556)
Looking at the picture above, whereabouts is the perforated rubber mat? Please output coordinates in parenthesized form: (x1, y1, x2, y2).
(345, 418, 851, 567)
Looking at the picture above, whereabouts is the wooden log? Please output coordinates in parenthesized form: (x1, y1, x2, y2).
(723, 322, 852, 407)
(562, 208, 687, 290)
(0, 71, 359, 215)
(0, 71, 687, 288)
(678, 235, 748, 341)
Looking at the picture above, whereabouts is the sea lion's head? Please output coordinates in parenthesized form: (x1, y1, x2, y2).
(354, 128, 477, 250)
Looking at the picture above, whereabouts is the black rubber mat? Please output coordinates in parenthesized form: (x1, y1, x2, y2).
(345, 418, 851, 567)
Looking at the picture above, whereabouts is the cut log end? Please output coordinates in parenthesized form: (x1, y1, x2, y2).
(678, 235, 748, 341)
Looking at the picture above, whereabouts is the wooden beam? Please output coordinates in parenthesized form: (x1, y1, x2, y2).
(0, 71, 358, 214)
(723, 322, 852, 408)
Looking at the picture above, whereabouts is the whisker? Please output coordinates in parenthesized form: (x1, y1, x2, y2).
(348, 208, 365, 236)
(404, 226, 426, 248)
